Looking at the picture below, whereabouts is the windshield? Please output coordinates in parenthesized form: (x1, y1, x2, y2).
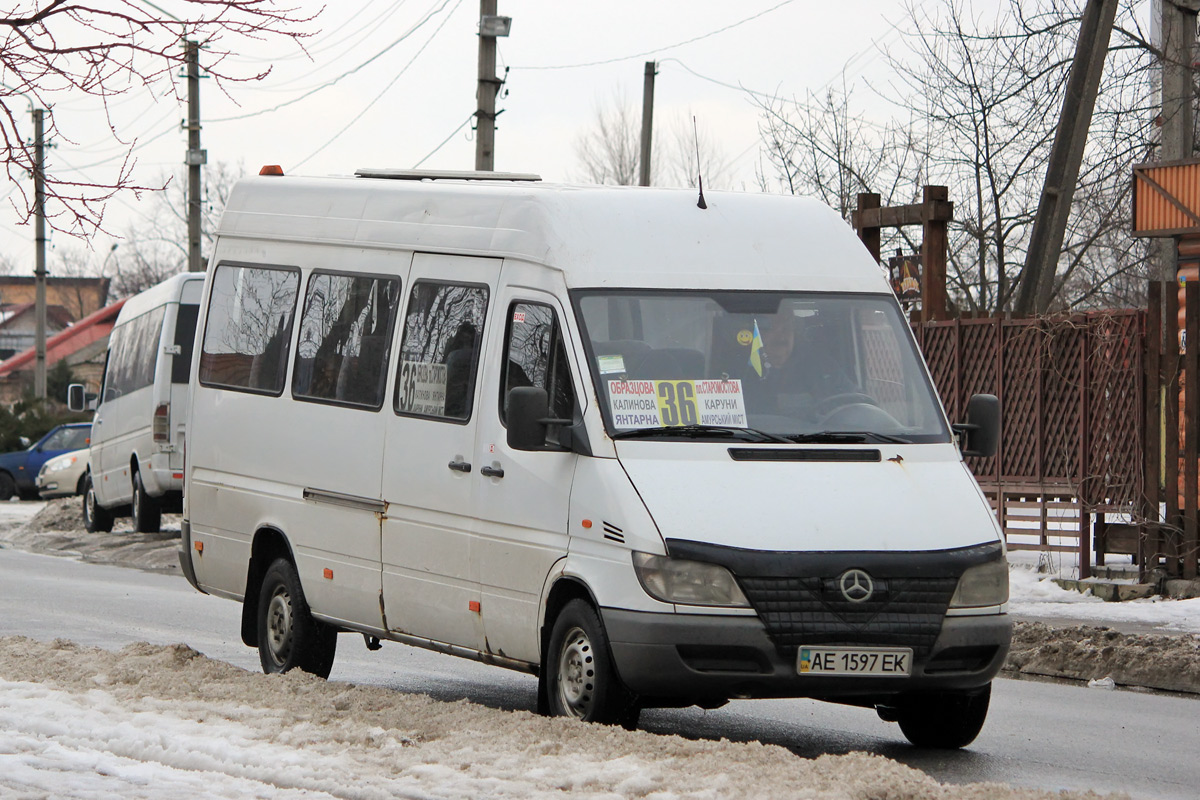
(573, 290, 950, 443)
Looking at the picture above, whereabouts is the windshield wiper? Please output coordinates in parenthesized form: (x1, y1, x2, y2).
(612, 425, 794, 443)
(784, 431, 913, 444)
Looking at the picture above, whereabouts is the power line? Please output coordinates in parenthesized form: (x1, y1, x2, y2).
(412, 113, 476, 168)
(509, 0, 797, 71)
(289, 0, 466, 171)
(208, 0, 459, 124)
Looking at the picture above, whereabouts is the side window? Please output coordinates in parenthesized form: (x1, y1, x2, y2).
(101, 306, 165, 402)
(501, 302, 576, 429)
(394, 281, 488, 422)
(293, 272, 401, 409)
(101, 325, 127, 403)
(198, 264, 300, 395)
(171, 304, 200, 385)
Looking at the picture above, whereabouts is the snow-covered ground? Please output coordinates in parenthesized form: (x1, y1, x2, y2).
(1007, 552, 1200, 634)
(1, 499, 1195, 798)
(0, 636, 1118, 800)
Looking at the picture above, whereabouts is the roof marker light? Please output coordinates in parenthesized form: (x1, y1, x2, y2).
(259, 165, 284, 176)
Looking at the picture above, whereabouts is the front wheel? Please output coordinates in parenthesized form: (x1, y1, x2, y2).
(131, 471, 161, 533)
(82, 473, 114, 533)
(256, 558, 337, 678)
(894, 683, 991, 749)
(542, 599, 638, 726)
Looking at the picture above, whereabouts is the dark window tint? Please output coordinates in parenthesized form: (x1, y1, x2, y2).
(103, 305, 165, 402)
(171, 304, 200, 384)
(199, 264, 300, 395)
(293, 272, 401, 409)
(395, 282, 488, 421)
(501, 302, 575, 430)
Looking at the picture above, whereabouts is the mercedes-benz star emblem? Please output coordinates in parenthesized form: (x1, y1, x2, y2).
(838, 569, 874, 603)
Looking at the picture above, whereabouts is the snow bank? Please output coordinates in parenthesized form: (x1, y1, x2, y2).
(0, 637, 1117, 800)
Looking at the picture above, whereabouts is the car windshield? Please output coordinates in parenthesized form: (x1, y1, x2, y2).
(573, 290, 950, 443)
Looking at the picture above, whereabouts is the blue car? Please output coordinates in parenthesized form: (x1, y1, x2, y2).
(0, 423, 92, 501)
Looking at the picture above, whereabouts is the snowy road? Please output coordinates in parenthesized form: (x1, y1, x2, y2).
(1, 546, 1198, 799)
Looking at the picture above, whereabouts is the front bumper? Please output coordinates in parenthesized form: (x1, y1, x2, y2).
(602, 607, 1011, 703)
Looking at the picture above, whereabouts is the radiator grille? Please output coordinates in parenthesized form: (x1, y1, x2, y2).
(737, 575, 958, 658)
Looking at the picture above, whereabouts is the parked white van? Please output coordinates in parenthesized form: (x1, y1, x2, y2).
(181, 169, 1009, 748)
(71, 273, 204, 532)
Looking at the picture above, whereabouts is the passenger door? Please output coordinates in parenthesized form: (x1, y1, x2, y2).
(472, 281, 580, 663)
(379, 254, 499, 650)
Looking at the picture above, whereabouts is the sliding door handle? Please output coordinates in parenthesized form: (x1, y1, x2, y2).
(480, 465, 505, 479)
(447, 460, 472, 473)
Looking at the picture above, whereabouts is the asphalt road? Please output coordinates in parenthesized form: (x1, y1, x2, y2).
(1, 546, 1196, 799)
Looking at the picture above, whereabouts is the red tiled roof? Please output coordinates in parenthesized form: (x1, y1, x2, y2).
(0, 299, 127, 376)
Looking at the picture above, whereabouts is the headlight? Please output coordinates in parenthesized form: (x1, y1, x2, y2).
(949, 559, 1009, 608)
(45, 456, 78, 474)
(632, 552, 750, 607)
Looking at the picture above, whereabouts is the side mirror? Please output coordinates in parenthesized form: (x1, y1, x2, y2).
(19, 436, 31, 450)
(506, 386, 591, 454)
(67, 383, 85, 412)
(507, 387, 551, 451)
(952, 393, 999, 458)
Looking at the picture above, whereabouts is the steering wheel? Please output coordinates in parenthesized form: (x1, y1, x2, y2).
(814, 392, 879, 417)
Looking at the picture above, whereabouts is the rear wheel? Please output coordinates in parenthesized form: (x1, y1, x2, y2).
(82, 473, 114, 533)
(131, 471, 161, 533)
(256, 558, 337, 678)
(542, 599, 639, 727)
(895, 684, 991, 749)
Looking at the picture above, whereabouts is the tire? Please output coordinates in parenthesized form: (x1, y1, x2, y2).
(131, 471, 162, 533)
(256, 558, 337, 679)
(0, 472, 15, 501)
(895, 683, 991, 749)
(75, 473, 88, 497)
(542, 599, 639, 726)
(82, 473, 114, 533)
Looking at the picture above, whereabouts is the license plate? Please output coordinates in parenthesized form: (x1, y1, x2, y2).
(797, 646, 912, 676)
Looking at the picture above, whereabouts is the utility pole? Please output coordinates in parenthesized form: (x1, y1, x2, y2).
(185, 39, 206, 272)
(474, 2, 510, 171)
(1157, 1, 1200, 283)
(33, 108, 47, 399)
(1016, 0, 1118, 314)
(639, 61, 657, 187)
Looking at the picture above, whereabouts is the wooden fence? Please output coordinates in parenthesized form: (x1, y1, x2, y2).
(914, 284, 1198, 581)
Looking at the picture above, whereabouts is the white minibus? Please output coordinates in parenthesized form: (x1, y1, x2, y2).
(71, 273, 204, 532)
(181, 169, 1009, 748)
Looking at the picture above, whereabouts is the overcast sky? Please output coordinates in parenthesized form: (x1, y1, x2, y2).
(1, 0, 917, 273)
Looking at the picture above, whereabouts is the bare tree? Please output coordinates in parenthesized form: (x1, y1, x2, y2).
(1, 2, 314, 238)
(573, 90, 654, 186)
(109, 161, 244, 298)
(573, 90, 734, 189)
(758, 0, 1158, 313)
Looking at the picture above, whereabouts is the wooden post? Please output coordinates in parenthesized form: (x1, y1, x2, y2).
(1184, 280, 1198, 578)
(1165, 279, 1182, 575)
(921, 186, 949, 322)
(1144, 281, 1163, 581)
(855, 193, 881, 263)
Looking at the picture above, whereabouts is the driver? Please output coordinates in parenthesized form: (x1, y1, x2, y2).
(744, 309, 855, 418)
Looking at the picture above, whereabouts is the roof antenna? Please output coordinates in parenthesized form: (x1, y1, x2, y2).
(693, 116, 707, 210)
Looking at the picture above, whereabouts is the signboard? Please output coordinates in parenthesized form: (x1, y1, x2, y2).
(888, 253, 922, 304)
(397, 360, 447, 416)
(1132, 159, 1200, 238)
(608, 379, 748, 429)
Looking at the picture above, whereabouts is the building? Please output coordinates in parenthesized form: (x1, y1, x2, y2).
(0, 276, 111, 322)
(0, 300, 125, 404)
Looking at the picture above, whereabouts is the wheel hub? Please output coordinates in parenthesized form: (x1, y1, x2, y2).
(557, 627, 594, 718)
(265, 589, 293, 667)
